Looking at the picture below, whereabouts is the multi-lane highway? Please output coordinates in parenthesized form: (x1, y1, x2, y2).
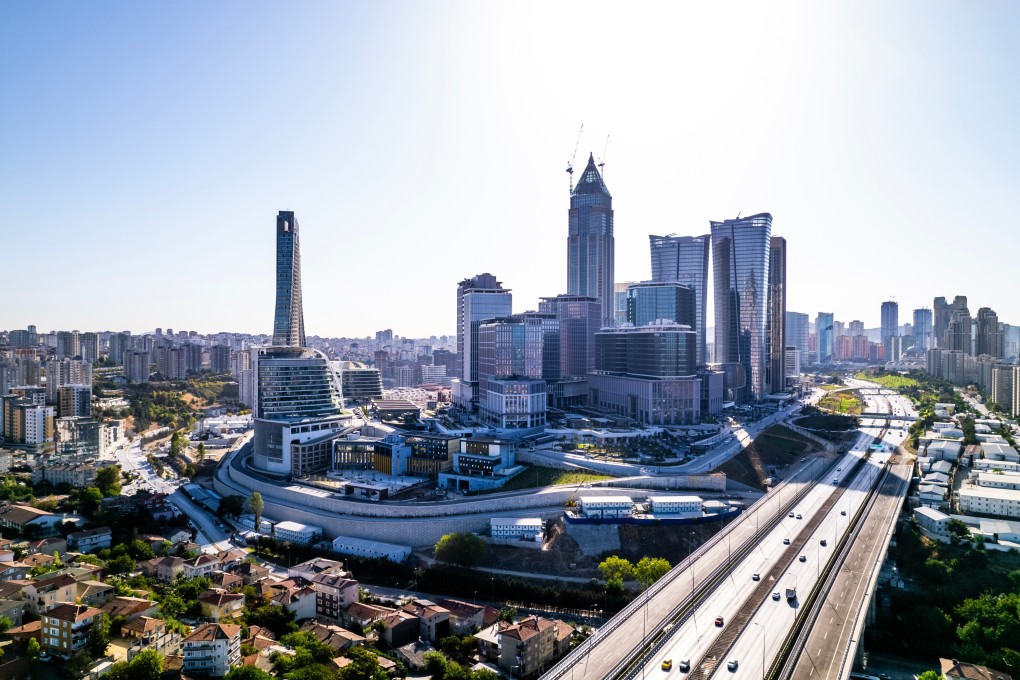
(548, 379, 916, 680)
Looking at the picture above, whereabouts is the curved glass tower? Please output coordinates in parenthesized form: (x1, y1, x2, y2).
(273, 211, 306, 348)
(711, 213, 772, 402)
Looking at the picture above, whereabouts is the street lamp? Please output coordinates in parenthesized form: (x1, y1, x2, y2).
(754, 619, 767, 680)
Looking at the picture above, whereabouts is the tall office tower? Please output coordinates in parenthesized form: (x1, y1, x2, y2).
(567, 154, 615, 329)
(976, 308, 1003, 358)
(613, 282, 634, 326)
(453, 273, 512, 410)
(272, 211, 306, 348)
(766, 236, 787, 393)
(933, 297, 950, 348)
(913, 309, 933, 351)
(881, 301, 899, 361)
(539, 295, 601, 379)
(57, 384, 92, 418)
(519, 310, 561, 382)
(589, 322, 701, 424)
(55, 331, 80, 359)
(711, 213, 772, 401)
(79, 333, 99, 364)
(785, 312, 809, 355)
(649, 234, 711, 365)
(848, 320, 865, 337)
(475, 317, 548, 429)
(944, 297, 972, 354)
(815, 313, 834, 364)
(625, 282, 695, 329)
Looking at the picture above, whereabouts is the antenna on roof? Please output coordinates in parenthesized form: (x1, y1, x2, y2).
(566, 124, 583, 195)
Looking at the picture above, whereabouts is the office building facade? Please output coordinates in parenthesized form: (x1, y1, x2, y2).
(452, 274, 513, 411)
(648, 234, 710, 365)
(567, 154, 615, 328)
(625, 281, 695, 330)
(816, 312, 834, 364)
(272, 211, 306, 348)
(881, 301, 899, 362)
(913, 308, 933, 352)
(767, 236, 786, 393)
(711, 213, 772, 401)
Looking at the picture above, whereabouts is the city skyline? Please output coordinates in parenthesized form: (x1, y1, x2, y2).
(4, 3, 1020, 337)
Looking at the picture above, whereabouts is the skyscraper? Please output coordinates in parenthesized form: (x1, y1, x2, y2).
(711, 213, 772, 401)
(272, 211, 306, 348)
(816, 312, 834, 364)
(944, 296, 972, 354)
(625, 281, 695, 329)
(976, 307, 1003, 358)
(881, 301, 899, 362)
(933, 297, 950, 348)
(453, 274, 513, 410)
(913, 308, 933, 351)
(785, 312, 809, 355)
(567, 154, 615, 329)
(767, 237, 787, 394)
(649, 234, 710, 365)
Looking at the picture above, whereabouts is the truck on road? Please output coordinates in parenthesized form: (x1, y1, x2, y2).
(786, 585, 797, 601)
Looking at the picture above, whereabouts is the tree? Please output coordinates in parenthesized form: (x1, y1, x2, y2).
(0, 616, 11, 633)
(947, 518, 971, 541)
(247, 492, 264, 531)
(95, 465, 122, 496)
(219, 495, 245, 517)
(918, 671, 940, 680)
(78, 487, 105, 518)
(196, 443, 206, 462)
(87, 613, 112, 658)
(434, 532, 486, 567)
(634, 556, 671, 589)
(225, 667, 272, 680)
(169, 431, 187, 458)
(598, 555, 634, 590)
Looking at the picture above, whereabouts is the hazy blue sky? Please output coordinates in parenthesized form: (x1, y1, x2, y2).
(3, 2, 1018, 338)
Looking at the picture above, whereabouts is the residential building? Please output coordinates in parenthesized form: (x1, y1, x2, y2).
(940, 658, 1013, 680)
(567, 153, 615, 328)
(76, 580, 115, 607)
(496, 616, 564, 677)
(57, 385, 91, 418)
(436, 599, 486, 635)
(54, 418, 100, 457)
(182, 622, 242, 677)
(959, 484, 1020, 519)
(288, 557, 346, 582)
(66, 527, 112, 553)
(913, 308, 933, 352)
(23, 574, 79, 615)
(976, 307, 1003, 358)
(123, 350, 151, 383)
(0, 503, 57, 533)
(711, 213, 773, 400)
(197, 589, 246, 621)
(41, 603, 104, 659)
(122, 617, 181, 661)
(311, 573, 360, 622)
(272, 520, 321, 545)
(402, 599, 451, 642)
(490, 517, 544, 542)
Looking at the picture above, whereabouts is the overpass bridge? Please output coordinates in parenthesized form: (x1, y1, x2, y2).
(542, 414, 911, 680)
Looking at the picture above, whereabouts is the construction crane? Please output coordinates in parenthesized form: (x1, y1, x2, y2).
(566, 124, 583, 194)
(598, 134, 610, 176)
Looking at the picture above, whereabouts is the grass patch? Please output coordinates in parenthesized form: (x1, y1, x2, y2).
(855, 372, 921, 390)
(491, 466, 612, 493)
(819, 384, 844, 391)
(818, 389, 863, 414)
(714, 425, 822, 488)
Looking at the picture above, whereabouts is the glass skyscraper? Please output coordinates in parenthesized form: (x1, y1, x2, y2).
(273, 211, 306, 348)
(913, 308, 933, 351)
(711, 213, 773, 402)
(453, 273, 513, 410)
(567, 154, 615, 329)
(816, 312, 835, 364)
(648, 234, 710, 365)
(625, 281, 695, 329)
(767, 236, 787, 394)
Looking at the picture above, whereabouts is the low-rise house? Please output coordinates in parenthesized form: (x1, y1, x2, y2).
(381, 610, 419, 648)
(122, 616, 181, 660)
(232, 562, 270, 586)
(299, 621, 366, 652)
(25, 537, 67, 557)
(184, 554, 222, 579)
(141, 556, 186, 582)
(496, 616, 561, 677)
(182, 622, 241, 678)
(216, 548, 249, 569)
(940, 657, 1014, 680)
(259, 579, 316, 621)
(0, 505, 58, 534)
(76, 580, 115, 607)
(41, 603, 104, 659)
(0, 563, 28, 581)
(914, 507, 953, 542)
(208, 572, 244, 591)
(197, 589, 246, 621)
(288, 557, 346, 583)
(22, 554, 56, 570)
(311, 573, 360, 622)
(66, 527, 112, 553)
(23, 573, 77, 615)
(343, 602, 394, 631)
(140, 535, 168, 553)
(438, 599, 486, 635)
(0, 597, 26, 626)
(165, 528, 192, 544)
(402, 599, 450, 642)
(47, 565, 103, 583)
(101, 596, 158, 622)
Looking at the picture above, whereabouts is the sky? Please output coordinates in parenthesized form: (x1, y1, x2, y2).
(3, 1, 1020, 338)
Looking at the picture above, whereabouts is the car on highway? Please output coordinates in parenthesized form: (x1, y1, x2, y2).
(752, 573, 760, 581)
(678, 660, 690, 673)
(772, 591, 781, 600)
(783, 538, 790, 545)
(788, 511, 795, 518)
(841, 510, 847, 516)
(727, 660, 738, 671)
(820, 539, 827, 546)
(714, 616, 724, 627)
(796, 514, 802, 519)
(799, 555, 807, 562)
(661, 659, 672, 671)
